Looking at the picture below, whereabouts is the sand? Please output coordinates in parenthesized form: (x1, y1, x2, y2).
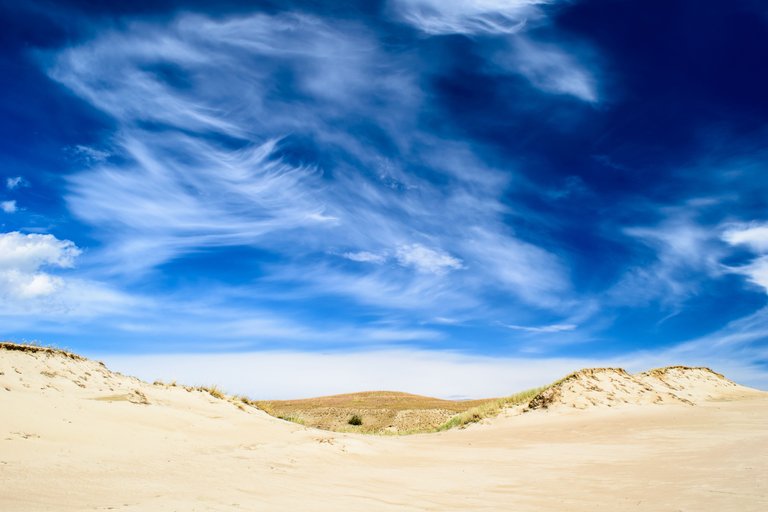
(2, 344, 767, 511)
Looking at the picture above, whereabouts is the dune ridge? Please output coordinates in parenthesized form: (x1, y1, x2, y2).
(0, 342, 758, 431)
(0, 341, 256, 412)
(525, 365, 745, 411)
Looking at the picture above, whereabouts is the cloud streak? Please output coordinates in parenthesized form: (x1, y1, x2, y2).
(390, 0, 599, 102)
(722, 221, 768, 293)
(501, 322, 577, 333)
(389, 0, 549, 36)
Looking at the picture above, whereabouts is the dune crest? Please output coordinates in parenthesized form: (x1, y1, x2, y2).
(526, 366, 752, 411)
(0, 341, 255, 412)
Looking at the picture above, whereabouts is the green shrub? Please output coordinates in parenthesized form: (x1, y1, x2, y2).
(348, 414, 363, 426)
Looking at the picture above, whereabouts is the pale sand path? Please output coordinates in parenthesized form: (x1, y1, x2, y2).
(2, 348, 767, 511)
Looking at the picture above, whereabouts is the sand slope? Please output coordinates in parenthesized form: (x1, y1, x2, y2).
(2, 343, 767, 511)
(525, 366, 750, 410)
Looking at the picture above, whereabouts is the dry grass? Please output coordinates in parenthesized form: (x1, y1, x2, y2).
(277, 414, 306, 426)
(197, 385, 226, 400)
(0, 341, 87, 362)
(256, 391, 490, 414)
(435, 386, 549, 431)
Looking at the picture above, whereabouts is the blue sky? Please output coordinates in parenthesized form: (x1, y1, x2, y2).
(2, 0, 768, 397)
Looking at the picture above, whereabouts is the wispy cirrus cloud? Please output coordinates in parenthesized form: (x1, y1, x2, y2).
(609, 212, 725, 307)
(501, 322, 576, 333)
(66, 134, 330, 274)
(45, 11, 574, 323)
(341, 251, 387, 264)
(722, 221, 768, 293)
(389, 0, 599, 102)
(388, 0, 549, 36)
(502, 36, 598, 102)
(723, 222, 768, 253)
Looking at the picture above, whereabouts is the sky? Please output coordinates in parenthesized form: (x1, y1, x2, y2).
(1, 0, 768, 398)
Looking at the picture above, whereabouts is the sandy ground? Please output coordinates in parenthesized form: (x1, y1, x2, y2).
(2, 346, 767, 511)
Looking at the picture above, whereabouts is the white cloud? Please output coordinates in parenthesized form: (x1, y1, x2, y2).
(1, 200, 17, 213)
(0, 231, 130, 317)
(462, 227, 570, 308)
(610, 215, 723, 307)
(396, 243, 463, 274)
(342, 251, 387, 264)
(390, 0, 598, 102)
(389, 0, 549, 35)
(6, 176, 24, 190)
(506, 37, 598, 102)
(0, 232, 80, 273)
(50, 14, 417, 275)
(723, 222, 768, 253)
(66, 135, 330, 273)
(501, 322, 576, 333)
(722, 221, 768, 293)
(72, 144, 110, 163)
(727, 256, 768, 293)
(0, 232, 75, 301)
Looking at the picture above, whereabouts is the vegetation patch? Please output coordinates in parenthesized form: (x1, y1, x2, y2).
(436, 386, 548, 431)
(256, 387, 555, 435)
(0, 341, 87, 362)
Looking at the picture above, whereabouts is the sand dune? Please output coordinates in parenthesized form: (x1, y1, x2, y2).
(525, 366, 750, 410)
(2, 342, 767, 511)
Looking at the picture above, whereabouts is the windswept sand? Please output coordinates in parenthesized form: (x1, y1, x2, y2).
(2, 344, 767, 511)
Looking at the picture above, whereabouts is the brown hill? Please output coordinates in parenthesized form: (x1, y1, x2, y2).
(256, 391, 495, 434)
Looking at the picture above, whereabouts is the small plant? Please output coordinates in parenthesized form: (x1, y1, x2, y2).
(278, 415, 306, 425)
(198, 385, 226, 400)
(435, 386, 549, 432)
(348, 414, 363, 426)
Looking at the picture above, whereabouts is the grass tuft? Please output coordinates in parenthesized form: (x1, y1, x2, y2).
(277, 414, 306, 425)
(436, 386, 548, 431)
(197, 385, 226, 400)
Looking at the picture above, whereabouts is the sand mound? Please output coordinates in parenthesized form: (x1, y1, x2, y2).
(527, 367, 688, 410)
(637, 366, 745, 402)
(0, 341, 254, 412)
(526, 366, 756, 411)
